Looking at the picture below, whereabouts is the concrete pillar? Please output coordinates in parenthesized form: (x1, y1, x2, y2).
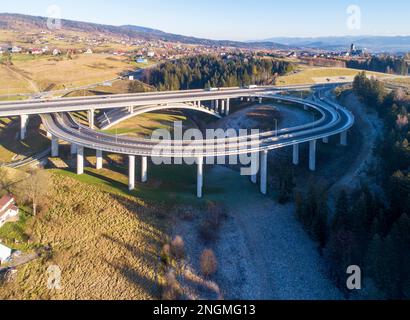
(141, 156, 148, 183)
(51, 136, 59, 157)
(309, 140, 317, 171)
(20, 114, 29, 140)
(259, 97, 263, 104)
(77, 146, 84, 175)
(240, 97, 244, 101)
(129, 155, 135, 191)
(197, 156, 204, 198)
(221, 100, 225, 115)
(340, 131, 348, 146)
(128, 106, 134, 114)
(70, 143, 77, 155)
(88, 110, 95, 129)
(323, 136, 329, 144)
(251, 171, 257, 184)
(293, 144, 299, 165)
(215, 100, 219, 112)
(96, 150, 103, 170)
(226, 99, 230, 115)
(260, 150, 268, 195)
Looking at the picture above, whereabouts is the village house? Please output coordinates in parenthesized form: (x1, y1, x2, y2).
(11, 46, 22, 53)
(0, 195, 19, 228)
(0, 243, 12, 264)
(30, 48, 43, 55)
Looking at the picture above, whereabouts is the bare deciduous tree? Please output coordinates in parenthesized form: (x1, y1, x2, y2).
(17, 168, 51, 216)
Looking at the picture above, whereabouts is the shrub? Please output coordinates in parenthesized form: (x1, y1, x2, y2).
(162, 271, 181, 300)
(160, 244, 172, 266)
(171, 236, 185, 260)
(199, 202, 226, 243)
(200, 249, 217, 277)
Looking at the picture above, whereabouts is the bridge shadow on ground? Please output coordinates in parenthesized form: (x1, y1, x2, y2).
(0, 116, 49, 161)
(101, 234, 162, 298)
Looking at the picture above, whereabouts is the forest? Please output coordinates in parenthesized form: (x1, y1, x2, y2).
(296, 72, 410, 299)
(347, 56, 409, 75)
(141, 54, 295, 91)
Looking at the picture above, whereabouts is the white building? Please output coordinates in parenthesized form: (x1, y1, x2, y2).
(85, 48, 93, 54)
(147, 51, 155, 58)
(0, 195, 19, 228)
(0, 244, 12, 264)
(11, 46, 22, 53)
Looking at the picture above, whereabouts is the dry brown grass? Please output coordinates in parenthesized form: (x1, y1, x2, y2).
(276, 67, 391, 85)
(0, 65, 34, 95)
(6, 54, 133, 92)
(103, 111, 192, 138)
(0, 173, 167, 300)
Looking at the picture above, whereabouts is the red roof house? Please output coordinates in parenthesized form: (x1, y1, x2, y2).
(0, 195, 19, 228)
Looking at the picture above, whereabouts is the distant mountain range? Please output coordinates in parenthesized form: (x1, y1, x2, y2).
(0, 13, 288, 50)
(2, 13, 408, 54)
(260, 36, 410, 53)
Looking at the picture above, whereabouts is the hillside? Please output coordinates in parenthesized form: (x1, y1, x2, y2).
(0, 13, 288, 49)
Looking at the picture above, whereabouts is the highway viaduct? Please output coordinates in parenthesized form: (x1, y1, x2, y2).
(0, 85, 354, 198)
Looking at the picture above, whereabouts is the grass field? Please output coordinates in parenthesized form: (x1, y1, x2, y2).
(103, 111, 195, 138)
(276, 67, 391, 85)
(0, 172, 169, 300)
(62, 79, 153, 98)
(0, 152, 215, 299)
(0, 53, 134, 94)
(0, 96, 28, 102)
(0, 64, 34, 95)
(385, 77, 410, 87)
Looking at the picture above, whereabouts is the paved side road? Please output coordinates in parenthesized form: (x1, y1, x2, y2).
(0, 252, 38, 272)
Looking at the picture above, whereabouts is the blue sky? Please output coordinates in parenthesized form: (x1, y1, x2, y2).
(1, 0, 409, 40)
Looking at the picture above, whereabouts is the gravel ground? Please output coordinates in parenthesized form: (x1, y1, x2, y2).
(171, 102, 342, 300)
(210, 102, 312, 132)
(212, 166, 341, 300)
(173, 166, 342, 300)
